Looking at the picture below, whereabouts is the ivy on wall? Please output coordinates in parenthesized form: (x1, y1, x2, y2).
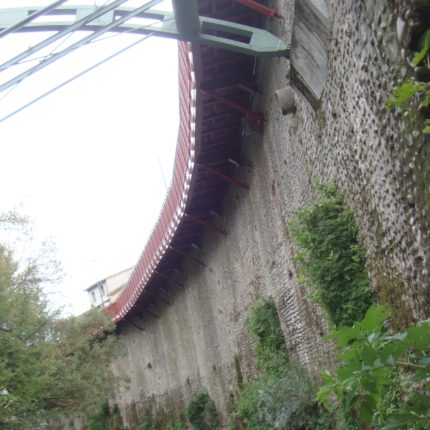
(245, 298, 289, 375)
(234, 298, 328, 430)
(289, 182, 374, 327)
(186, 393, 219, 430)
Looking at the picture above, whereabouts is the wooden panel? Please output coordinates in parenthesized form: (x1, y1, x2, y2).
(290, 0, 330, 107)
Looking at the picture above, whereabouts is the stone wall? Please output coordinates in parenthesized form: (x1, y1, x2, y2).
(112, 0, 430, 427)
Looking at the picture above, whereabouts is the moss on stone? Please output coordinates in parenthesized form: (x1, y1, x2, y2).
(373, 269, 414, 331)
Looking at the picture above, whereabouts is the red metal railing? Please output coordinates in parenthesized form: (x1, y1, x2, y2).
(106, 41, 197, 323)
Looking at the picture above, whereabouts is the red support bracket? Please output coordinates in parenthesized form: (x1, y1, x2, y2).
(129, 318, 145, 331)
(142, 307, 159, 319)
(145, 290, 171, 306)
(170, 246, 207, 268)
(202, 89, 265, 124)
(185, 213, 227, 236)
(199, 163, 249, 190)
(233, 0, 283, 19)
(155, 271, 184, 288)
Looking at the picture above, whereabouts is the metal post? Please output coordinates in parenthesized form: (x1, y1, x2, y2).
(171, 0, 200, 36)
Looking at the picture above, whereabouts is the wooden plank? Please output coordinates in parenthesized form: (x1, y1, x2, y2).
(290, 0, 330, 107)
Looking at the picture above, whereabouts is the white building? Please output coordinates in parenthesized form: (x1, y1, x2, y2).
(85, 267, 132, 308)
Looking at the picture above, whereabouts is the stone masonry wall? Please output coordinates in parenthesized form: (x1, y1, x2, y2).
(112, 0, 430, 427)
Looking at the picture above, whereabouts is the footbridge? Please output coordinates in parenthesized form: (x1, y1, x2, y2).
(0, 0, 288, 323)
(106, 0, 281, 324)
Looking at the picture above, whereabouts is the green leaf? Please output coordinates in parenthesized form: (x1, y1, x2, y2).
(382, 413, 421, 429)
(328, 326, 361, 347)
(387, 81, 424, 109)
(359, 304, 389, 333)
(359, 394, 377, 423)
(411, 28, 430, 67)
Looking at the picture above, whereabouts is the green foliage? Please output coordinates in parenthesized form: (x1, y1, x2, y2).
(88, 402, 127, 430)
(412, 29, 430, 67)
(233, 354, 243, 389)
(137, 403, 185, 430)
(88, 402, 111, 430)
(186, 393, 219, 430)
(289, 182, 374, 327)
(387, 81, 427, 108)
(237, 367, 325, 430)
(245, 298, 289, 374)
(237, 297, 329, 429)
(387, 27, 430, 134)
(0, 227, 123, 429)
(165, 417, 186, 430)
(317, 304, 430, 429)
(138, 421, 152, 430)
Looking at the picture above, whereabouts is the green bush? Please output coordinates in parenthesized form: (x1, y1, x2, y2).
(387, 28, 430, 134)
(289, 182, 374, 327)
(138, 423, 151, 430)
(88, 402, 126, 430)
(186, 393, 219, 430)
(237, 297, 329, 428)
(165, 413, 186, 430)
(237, 367, 326, 430)
(245, 298, 289, 374)
(318, 305, 430, 429)
(88, 402, 110, 430)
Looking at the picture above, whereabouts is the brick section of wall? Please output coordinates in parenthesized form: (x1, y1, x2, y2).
(112, 0, 430, 428)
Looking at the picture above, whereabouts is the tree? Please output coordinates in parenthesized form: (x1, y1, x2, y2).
(0, 216, 123, 429)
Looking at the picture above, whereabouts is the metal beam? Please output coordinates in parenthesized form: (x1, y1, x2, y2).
(0, 0, 162, 94)
(0, 0, 69, 39)
(0, 0, 131, 72)
(0, 5, 290, 57)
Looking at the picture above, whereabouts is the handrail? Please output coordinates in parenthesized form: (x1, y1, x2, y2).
(106, 41, 197, 323)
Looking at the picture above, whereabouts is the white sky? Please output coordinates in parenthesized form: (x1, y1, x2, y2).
(0, 0, 179, 315)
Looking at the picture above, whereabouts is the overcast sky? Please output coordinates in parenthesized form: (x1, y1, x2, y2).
(0, 0, 178, 315)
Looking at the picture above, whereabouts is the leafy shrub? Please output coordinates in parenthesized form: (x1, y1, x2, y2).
(88, 402, 110, 430)
(186, 393, 219, 430)
(138, 422, 151, 430)
(237, 367, 325, 430)
(387, 28, 430, 134)
(289, 182, 374, 327)
(237, 298, 329, 428)
(88, 402, 126, 430)
(165, 420, 186, 430)
(317, 304, 430, 429)
(245, 298, 289, 374)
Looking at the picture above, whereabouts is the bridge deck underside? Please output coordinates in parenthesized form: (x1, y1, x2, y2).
(115, 0, 263, 323)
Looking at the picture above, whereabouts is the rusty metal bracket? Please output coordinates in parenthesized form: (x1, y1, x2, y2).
(233, 0, 283, 19)
(185, 213, 227, 236)
(201, 89, 265, 124)
(155, 271, 184, 288)
(199, 163, 249, 190)
(169, 246, 206, 268)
